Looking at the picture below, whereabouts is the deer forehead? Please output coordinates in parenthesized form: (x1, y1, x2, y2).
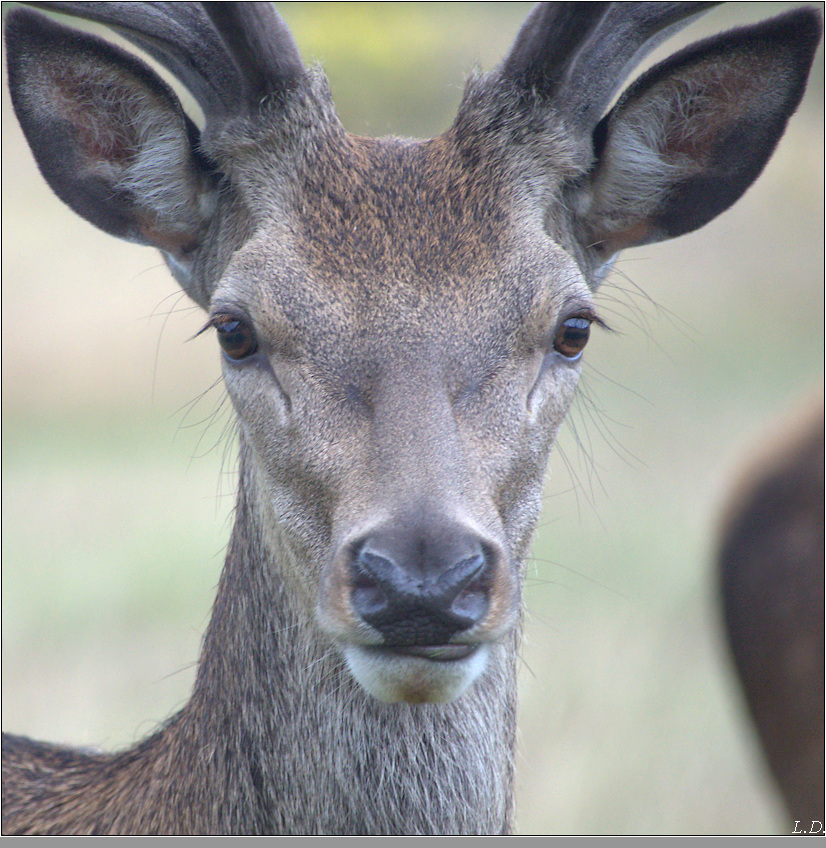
(215, 134, 590, 372)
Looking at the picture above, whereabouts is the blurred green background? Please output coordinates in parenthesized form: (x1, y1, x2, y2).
(2, 2, 823, 835)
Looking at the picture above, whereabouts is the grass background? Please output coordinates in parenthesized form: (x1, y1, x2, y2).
(2, 2, 823, 835)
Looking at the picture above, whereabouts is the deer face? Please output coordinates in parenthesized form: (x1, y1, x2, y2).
(7, 4, 819, 706)
(209, 130, 595, 702)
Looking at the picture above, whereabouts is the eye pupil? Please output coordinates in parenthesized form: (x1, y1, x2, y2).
(553, 316, 591, 360)
(215, 316, 258, 360)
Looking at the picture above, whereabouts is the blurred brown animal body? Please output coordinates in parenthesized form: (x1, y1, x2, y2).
(719, 394, 825, 828)
(1, 2, 821, 835)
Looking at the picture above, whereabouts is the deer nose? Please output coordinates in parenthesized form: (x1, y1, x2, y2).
(349, 524, 494, 645)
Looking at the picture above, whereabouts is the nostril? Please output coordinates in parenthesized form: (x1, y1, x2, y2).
(449, 554, 490, 625)
(351, 550, 391, 619)
(436, 552, 489, 628)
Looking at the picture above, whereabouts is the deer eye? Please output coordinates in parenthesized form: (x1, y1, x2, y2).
(552, 315, 592, 361)
(213, 315, 258, 361)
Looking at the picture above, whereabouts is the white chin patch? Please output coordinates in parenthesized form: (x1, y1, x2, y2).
(343, 644, 490, 704)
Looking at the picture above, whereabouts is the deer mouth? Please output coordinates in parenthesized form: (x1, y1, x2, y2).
(376, 644, 480, 662)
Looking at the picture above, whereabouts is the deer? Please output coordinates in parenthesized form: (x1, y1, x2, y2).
(1, 1, 821, 835)
(718, 392, 825, 831)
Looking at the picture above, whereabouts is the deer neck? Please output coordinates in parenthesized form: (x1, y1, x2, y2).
(169, 439, 520, 834)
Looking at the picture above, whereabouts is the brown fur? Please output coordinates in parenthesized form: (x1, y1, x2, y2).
(719, 394, 825, 828)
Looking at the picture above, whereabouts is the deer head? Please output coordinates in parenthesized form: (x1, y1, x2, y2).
(4, 2, 821, 709)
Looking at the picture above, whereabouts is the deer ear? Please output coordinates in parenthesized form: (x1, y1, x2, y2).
(4, 9, 214, 259)
(576, 9, 822, 257)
